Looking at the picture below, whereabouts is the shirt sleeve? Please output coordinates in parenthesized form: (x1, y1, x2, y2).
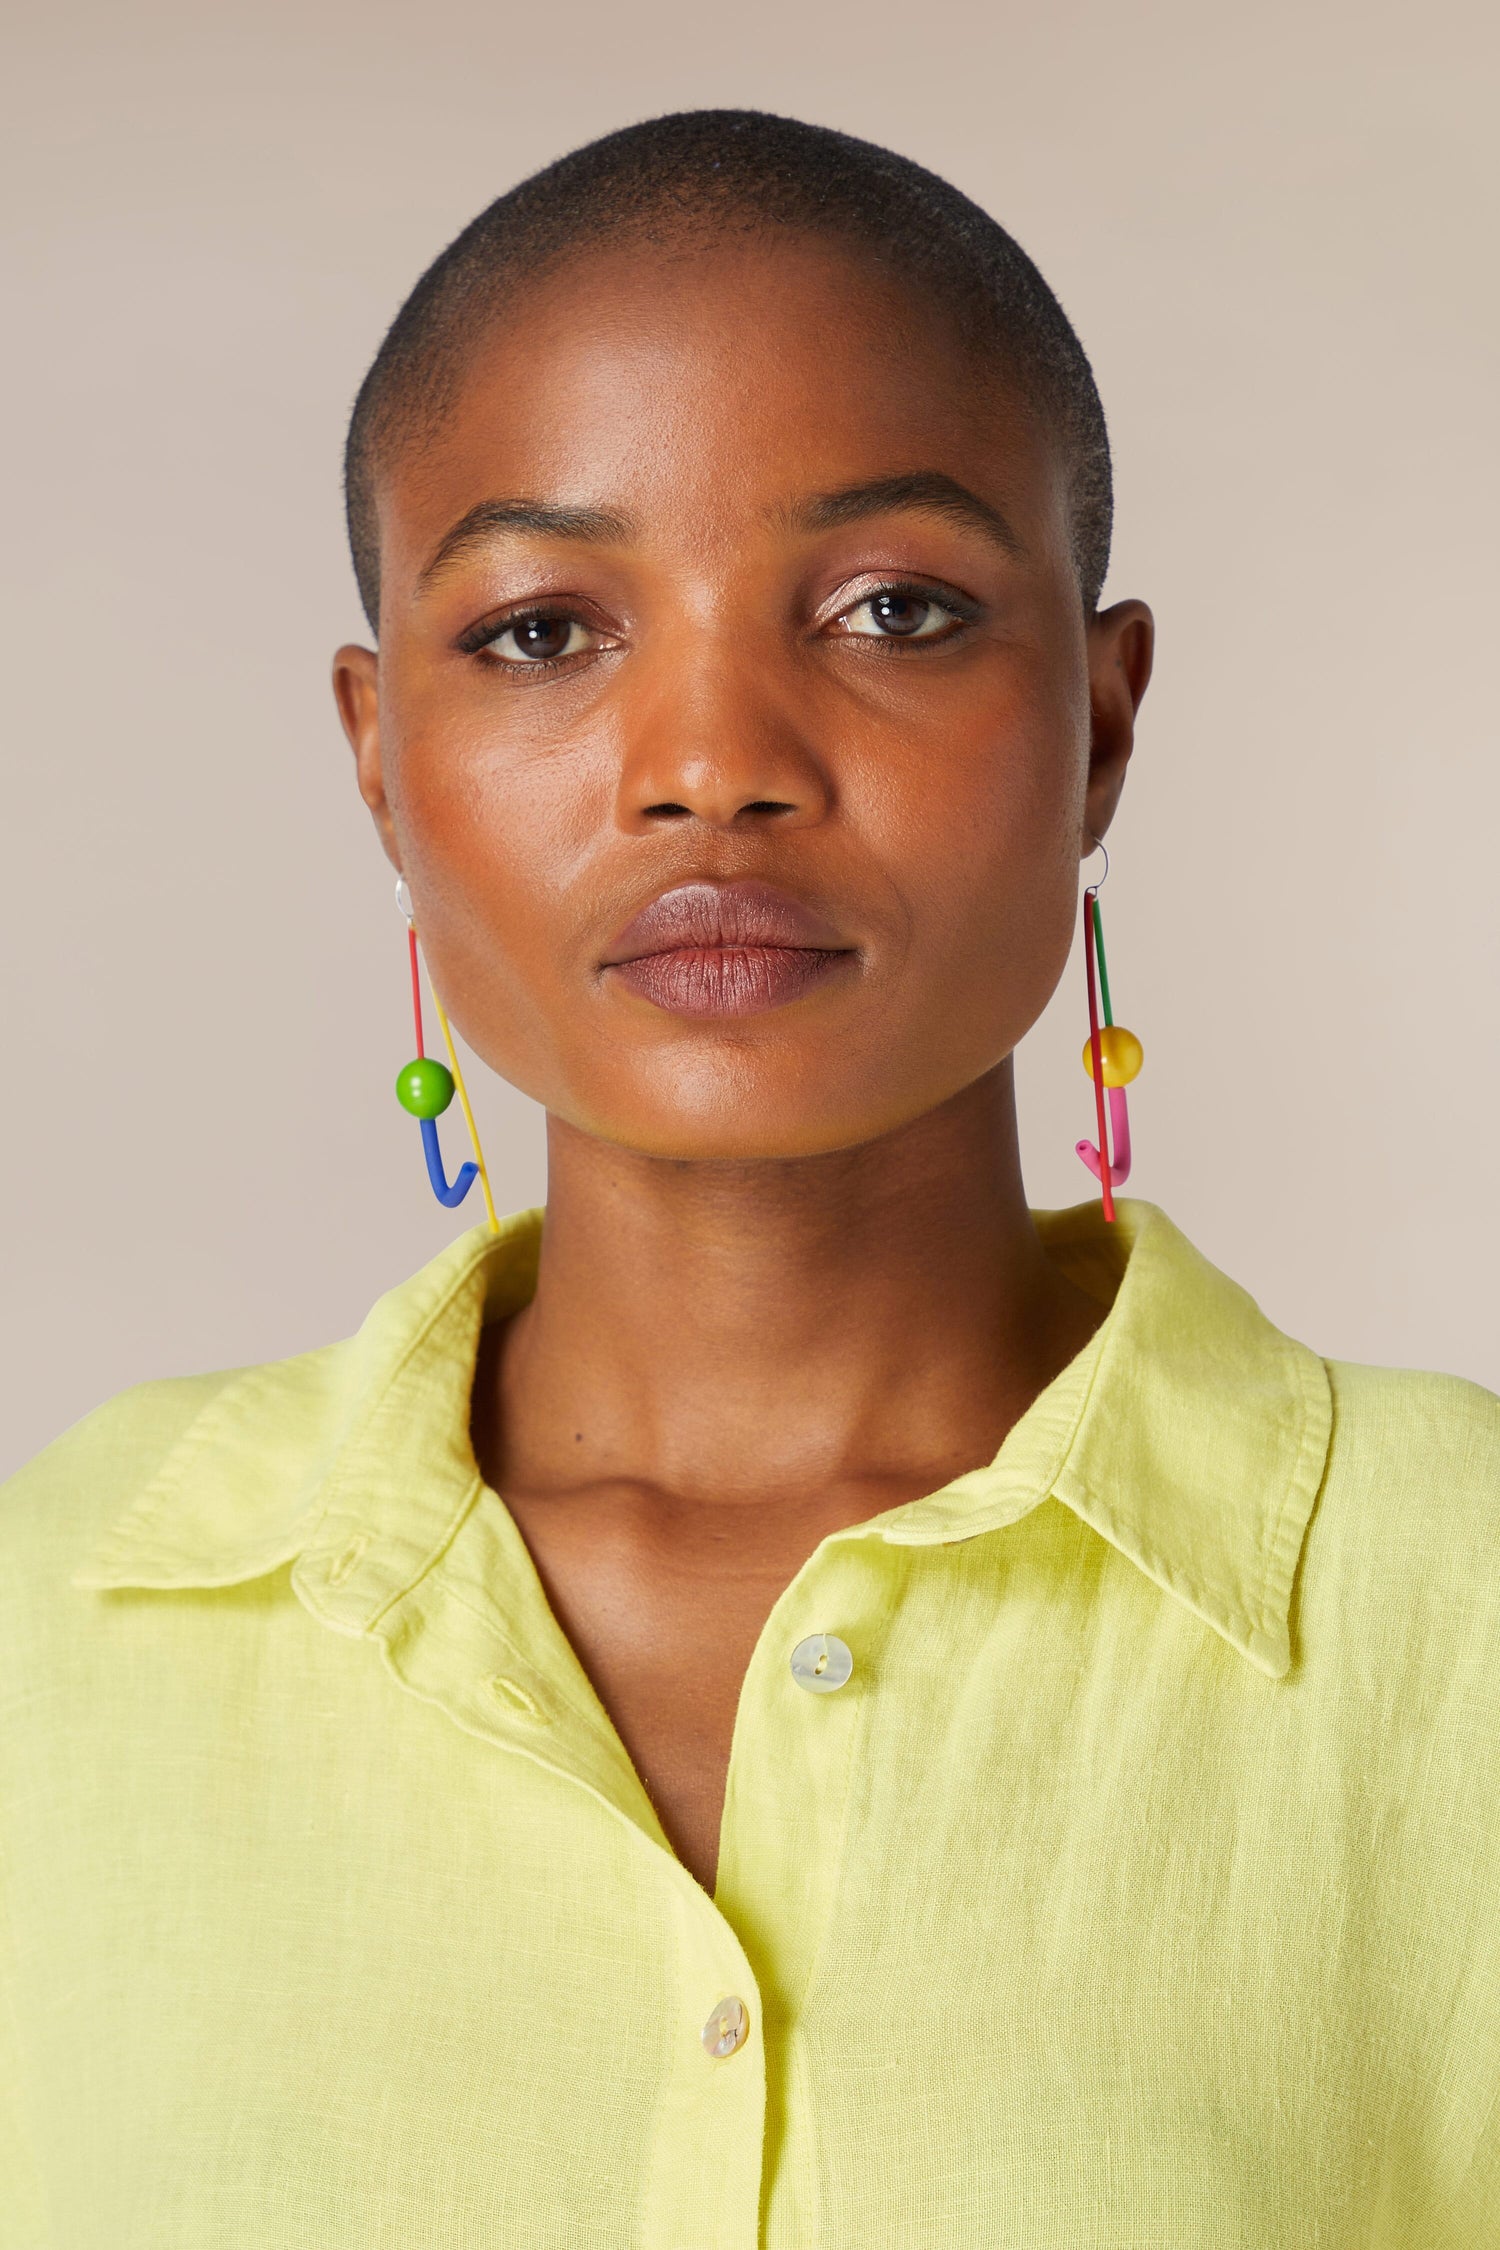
(0, 1834, 50, 2248)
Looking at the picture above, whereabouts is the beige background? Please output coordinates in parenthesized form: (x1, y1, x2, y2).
(2, 0, 1496, 1476)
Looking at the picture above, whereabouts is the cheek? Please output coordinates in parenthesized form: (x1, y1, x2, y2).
(865, 680, 1086, 1050)
(377, 701, 614, 1087)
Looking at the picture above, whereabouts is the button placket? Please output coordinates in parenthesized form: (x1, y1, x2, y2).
(713, 1540, 891, 2250)
(717, 1534, 889, 1981)
(639, 1879, 766, 2248)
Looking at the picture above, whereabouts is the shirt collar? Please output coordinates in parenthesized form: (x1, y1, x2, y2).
(72, 1198, 1331, 1681)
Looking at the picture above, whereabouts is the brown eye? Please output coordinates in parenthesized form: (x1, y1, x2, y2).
(836, 588, 965, 641)
(868, 592, 930, 635)
(483, 612, 594, 663)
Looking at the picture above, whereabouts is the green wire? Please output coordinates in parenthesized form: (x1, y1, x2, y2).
(1091, 896, 1114, 1028)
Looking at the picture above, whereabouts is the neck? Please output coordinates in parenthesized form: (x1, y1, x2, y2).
(480, 1065, 1104, 1512)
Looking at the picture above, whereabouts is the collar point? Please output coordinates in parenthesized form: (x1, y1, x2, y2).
(1243, 1621, 1292, 1680)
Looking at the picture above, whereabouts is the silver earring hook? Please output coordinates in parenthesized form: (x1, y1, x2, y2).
(394, 875, 414, 928)
(1083, 837, 1110, 892)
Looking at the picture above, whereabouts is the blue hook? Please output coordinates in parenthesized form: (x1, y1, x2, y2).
(419, 1116, 479, 1207)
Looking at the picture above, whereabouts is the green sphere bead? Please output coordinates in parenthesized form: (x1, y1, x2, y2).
(395, 1057, 455, 1119)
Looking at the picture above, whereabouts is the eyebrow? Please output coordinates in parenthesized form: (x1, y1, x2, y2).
(788, 471, 1025, 558)
(415, 498, 634, 593)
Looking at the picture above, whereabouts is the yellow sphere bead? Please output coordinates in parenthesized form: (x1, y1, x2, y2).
(1082, 1025, 1144, 1087)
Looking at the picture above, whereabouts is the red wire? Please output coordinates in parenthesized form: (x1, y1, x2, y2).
(1083, 886, 1115, 1223)
(408, 927, 425, 1059)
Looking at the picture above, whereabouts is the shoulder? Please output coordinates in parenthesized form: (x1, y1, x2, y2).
(1323, 1357, 1500, 1503)
(1300, 1357, 1500, 1675)
(0, 1342, 349, 1595)
(0, 1370, 240, 1568)
(0, 1217, 512, 1609)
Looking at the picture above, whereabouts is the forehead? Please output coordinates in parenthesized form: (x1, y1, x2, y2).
(381, 234, 1062, 569)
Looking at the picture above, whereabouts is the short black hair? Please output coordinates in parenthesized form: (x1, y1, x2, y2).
(344, 110, 1112, 631)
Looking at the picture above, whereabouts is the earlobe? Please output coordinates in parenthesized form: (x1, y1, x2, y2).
(331, 643, 400, 865)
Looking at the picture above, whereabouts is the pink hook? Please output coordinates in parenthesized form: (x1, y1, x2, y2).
(1075, 1085, 1132, 1190)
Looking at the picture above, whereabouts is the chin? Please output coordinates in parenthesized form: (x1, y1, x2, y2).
(559, 1065, 956, 1166)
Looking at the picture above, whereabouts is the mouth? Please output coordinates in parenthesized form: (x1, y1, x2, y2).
(600, 879, 858, 1018)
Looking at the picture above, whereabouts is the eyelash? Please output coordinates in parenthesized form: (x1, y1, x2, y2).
(455, 579, 981, 670)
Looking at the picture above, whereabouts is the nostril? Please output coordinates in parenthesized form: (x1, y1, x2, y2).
(638, 795, 801, 823)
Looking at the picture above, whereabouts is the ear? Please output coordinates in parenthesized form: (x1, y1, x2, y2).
(1081, 599, 1154, 852)
(332, 643, 402, 870)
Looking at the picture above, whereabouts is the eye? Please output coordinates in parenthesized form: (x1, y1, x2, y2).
(832, 586, 971, 642)
(473, 610, 599, 664)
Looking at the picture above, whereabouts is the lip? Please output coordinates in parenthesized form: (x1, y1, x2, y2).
(601, 879, 857, 1018)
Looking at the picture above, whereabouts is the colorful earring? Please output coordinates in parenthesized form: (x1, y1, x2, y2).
(393, 877, 499, 1232)
(1074, 844, 1142, 1225)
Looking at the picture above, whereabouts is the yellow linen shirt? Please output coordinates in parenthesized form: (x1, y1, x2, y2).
(3, 1197, 1499, 2248)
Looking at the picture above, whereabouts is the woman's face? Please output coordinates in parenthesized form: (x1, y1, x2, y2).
(335, 233, 1152, 1160)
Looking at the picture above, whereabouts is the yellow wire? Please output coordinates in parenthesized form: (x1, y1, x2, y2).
(428, 976, 501, 1235)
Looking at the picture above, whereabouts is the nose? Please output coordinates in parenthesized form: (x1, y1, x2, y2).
(614, 641, 833, 834)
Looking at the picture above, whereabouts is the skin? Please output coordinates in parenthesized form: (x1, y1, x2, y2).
(334, 232, 1153, 1893)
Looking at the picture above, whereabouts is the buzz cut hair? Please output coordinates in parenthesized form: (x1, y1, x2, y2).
(343, 109, 1113, 632)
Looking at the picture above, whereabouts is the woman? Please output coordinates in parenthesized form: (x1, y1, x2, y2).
(4, 111, 1497, 2248)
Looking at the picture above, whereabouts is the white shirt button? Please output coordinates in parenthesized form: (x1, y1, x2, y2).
(701, 1996, 749, 2058)
(790, 1633, 854, 1693)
